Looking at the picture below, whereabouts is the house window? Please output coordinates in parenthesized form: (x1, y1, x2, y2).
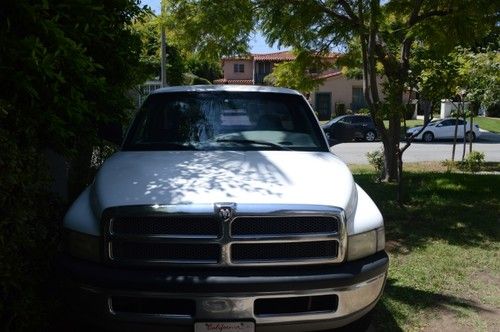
(234, 63, 245, 73)
(257, 62, 271, 74)
(352, 87, 367, 111)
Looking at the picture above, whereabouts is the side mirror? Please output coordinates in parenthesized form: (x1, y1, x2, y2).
(436, 123, 443, 127)
(98, 122, 123, 146)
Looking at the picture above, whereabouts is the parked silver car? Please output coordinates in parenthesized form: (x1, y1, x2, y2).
(406, 118, 481, 142)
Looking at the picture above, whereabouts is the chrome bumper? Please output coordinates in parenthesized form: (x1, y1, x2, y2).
(69, 273, 386, 331)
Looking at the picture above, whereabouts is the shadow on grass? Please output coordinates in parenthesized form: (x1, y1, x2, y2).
(372, 278, 496, 331)
(354, 172, 500, 252)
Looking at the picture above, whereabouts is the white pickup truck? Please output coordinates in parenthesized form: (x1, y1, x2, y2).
(61, 85, 388, 331)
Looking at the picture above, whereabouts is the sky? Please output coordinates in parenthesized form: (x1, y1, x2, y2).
(140, 0, 286, 53)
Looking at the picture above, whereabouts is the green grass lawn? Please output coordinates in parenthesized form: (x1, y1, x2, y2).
(352, 165, 500, 331)
(473, 117, 500, 133)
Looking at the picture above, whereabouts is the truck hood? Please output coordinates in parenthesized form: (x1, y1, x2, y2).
(93, 151, 355, 212)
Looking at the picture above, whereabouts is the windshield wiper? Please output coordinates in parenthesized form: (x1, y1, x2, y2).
(215, 138, 290, 150)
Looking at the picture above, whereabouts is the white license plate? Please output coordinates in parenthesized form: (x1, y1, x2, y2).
(194, 321, 255, 332)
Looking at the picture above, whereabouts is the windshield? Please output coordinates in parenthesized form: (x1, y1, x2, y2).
(123, 91, 328, 151)
(326, 116, 346, 126)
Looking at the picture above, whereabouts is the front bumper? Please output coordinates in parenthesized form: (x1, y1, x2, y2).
(59, 251, 388, 331)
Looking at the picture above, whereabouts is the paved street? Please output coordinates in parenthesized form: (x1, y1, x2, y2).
(331, 131, 500, 164)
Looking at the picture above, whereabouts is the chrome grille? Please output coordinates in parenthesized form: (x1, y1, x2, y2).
(103, 204, 346, 267)
(231, 216, 338, 237)
(111, 216, 220, 237)
(111, 242, 220, 263)
(231, 240, 338, 262)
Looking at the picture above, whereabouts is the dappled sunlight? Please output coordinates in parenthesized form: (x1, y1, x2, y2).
(94, 150, 352, 209)
(431, 179, 466, 192)
(96, 151, 291, 206)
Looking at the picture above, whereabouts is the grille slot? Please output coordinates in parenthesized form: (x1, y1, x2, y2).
(111, 242, 220, 263)
(111, 216, 220, 237)
(231, 216, 338, 237)
(111, 296, 195, 317)
(254, 294, 338, 316)
(231, 240, 338, 263)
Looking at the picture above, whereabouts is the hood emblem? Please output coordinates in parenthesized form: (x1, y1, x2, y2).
(215, 203, 236, 222)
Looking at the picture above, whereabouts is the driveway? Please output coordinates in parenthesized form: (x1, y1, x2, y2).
(331, 130, 500, 164)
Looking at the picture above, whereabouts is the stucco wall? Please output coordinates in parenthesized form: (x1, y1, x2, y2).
(310, 75, 385, 118)
(222, 59, 253, 80)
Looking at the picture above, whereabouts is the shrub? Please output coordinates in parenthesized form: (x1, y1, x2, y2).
(486, 103, 500, 117)
(357, 108, 371, 115)
(366, 149, 385, 180)
(335, 103, 346, 116)
(458, 151, 485, 173)
(0, 131, 66, 331)
(441, 159, 457, 173)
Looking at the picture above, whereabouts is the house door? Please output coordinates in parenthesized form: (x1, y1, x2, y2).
(315, 92, 331, 121)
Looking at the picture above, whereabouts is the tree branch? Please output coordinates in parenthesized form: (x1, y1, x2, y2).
(407, 0, 424, 26)
(410, 9, 453, 27)
(316, 0, 362, 29)
(338, 0, 360, 22)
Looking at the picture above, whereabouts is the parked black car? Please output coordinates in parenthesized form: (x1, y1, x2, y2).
(322, 115, 378, 145)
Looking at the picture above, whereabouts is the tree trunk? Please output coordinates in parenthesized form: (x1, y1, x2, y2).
(451, 106, 459, 162)
(385, 113, 401, 181)
(397, 148, 404, 204)
(461, 110, 466, 161)
(469, 112, 473, 153)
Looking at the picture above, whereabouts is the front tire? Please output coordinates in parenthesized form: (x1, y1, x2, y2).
(423, 131, 434, 142)
(364, 130, 376, 142)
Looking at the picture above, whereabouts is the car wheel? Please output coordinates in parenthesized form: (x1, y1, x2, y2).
(466, 131, 475, 142)
(423, 131, 434, 142)
(364, 130, 376, 142)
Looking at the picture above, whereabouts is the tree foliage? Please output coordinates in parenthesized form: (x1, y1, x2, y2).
(133, 11, 185, 85)
(133, 10, 222, 84)
(0, 1, 146, 329)
(456, 48, 500, 109)
(163, 0, 255, 61)
(263, 50, 332, 92)
(165, 0, 498, 184)
(185, 55, 222, 83)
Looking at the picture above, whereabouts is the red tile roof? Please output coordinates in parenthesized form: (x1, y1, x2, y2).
(315, 69, 343, 80)
(252, 51, 296, 61)
(252, 51, 339, 61)
(213, 78, 254, 85)
(222, 51, 339, 62)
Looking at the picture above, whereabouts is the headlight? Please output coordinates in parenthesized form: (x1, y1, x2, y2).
(65, 230, 101, 262)
(347, 227, 385, 261)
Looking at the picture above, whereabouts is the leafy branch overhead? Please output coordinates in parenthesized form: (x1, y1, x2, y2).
(165, 0, 498, 183)
(264, 50, 335, 91)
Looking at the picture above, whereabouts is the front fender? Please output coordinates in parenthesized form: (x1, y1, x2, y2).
(348, 184, 383, 235)
(63, 186, 101, 236)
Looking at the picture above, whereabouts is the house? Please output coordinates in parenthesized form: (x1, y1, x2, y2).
(214, 51, 384, 120)
(214, 51, 298, 85)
